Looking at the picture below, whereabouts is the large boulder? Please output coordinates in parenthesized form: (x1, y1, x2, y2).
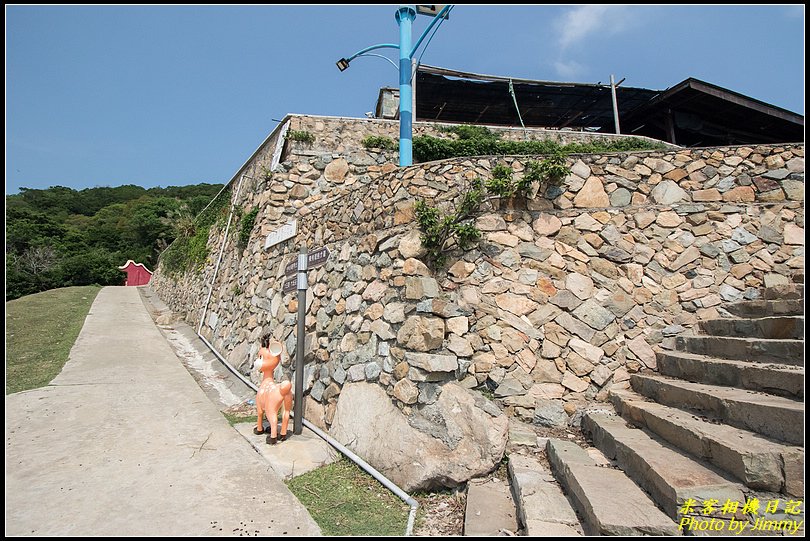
(330, 382, 508, 491)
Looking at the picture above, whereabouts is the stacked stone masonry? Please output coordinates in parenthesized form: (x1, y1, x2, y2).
(152, 115, 803, 434)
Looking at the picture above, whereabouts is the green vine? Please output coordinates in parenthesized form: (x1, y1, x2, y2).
(238, 207, 259, 249)
(523, 150, 571, 196)
(486, 165, 518, 198)
(414, 178, 484, 268)
(413, 152, 575, 268)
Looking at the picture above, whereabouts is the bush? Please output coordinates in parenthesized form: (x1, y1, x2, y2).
(361, 135, 398, 151)
(287, 130, 315, 144)
(413, 124, 665, 162)
(56, 249, 125, 287)
(414, 178, 484, 268)
(523, 150, 571, 196)
(159, 187, 231, 275)
(486, 165, 516, 198)
(440, 124, 499, 141)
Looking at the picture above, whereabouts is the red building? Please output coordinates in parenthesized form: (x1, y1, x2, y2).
(118, 260, 153, 286)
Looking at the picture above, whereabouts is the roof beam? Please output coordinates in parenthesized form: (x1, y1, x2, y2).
(686, 79, 804, 125)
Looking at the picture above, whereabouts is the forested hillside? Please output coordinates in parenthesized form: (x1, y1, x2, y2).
(5, 183, 223, 300)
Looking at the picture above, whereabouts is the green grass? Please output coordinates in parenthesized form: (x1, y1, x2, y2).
(222, 412, 258, 426)
(477, 386, 495, 401)
(287, 458, 410, 536)
(6, 285, 101, 394)
(222, 408, 286, 426)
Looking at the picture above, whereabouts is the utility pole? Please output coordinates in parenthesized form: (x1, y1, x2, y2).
(610, 74, 621, 135)
(293, 246, 307, 435)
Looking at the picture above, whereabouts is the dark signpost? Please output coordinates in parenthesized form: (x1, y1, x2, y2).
(284, 247, 330, 276)
(281, 246, 329, 293)
(282, 246, 330, 434)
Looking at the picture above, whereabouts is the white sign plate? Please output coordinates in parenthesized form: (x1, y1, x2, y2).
(264, 220, 297, 250)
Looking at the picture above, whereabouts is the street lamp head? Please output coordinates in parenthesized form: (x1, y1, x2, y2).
(336, 58, 350, 72)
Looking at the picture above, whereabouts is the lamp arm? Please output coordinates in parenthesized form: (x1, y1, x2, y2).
(409, 5, 453, 58)
(355, 52, 399, 71)
(346, 43, 399, 63)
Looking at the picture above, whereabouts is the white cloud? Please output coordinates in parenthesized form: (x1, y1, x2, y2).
(550, 5, 649, 81)
(553, 59, 585, 79)
(555, 5, 637, 50)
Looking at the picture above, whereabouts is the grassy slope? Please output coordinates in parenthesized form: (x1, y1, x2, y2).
(6, 285, 101, 394)
(286, 459, 409, 536)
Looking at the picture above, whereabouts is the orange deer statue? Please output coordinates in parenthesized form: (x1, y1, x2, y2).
(253, 334, 293, 444)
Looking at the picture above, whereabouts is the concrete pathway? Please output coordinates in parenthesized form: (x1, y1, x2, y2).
(5, 286, 321, 536)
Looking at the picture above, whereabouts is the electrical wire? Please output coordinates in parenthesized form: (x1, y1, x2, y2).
(356, 52, 399, 71)
(411, 5, 455, 84)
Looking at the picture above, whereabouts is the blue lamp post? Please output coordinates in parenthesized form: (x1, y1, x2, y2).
(337, 5, 452, 167)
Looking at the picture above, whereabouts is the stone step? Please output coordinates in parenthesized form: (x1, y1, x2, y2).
(657, 350, 804, 399)
(724, 299, 804, 318)
(762, 284, 804, 300)
(582, 412, 746, 521)
(631, 374, 804, 445)
(609, 389, 804, 497)
(675, 336, 804, 366)
(698, 316, 804, 340)
(546, 439, 679, 536)
(507, 455, 582, 536)
(464, 478, 519, 536)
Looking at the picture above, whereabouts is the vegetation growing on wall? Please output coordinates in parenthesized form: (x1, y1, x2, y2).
(238, 207, 260, 249)
(485, 164, 521, 199)
(523, 150, 571, 195)
(439, 124, 500, 141)
(413, 125, 665, 162)
(287, 130, 315, 144)
(361, 135, 399, 151)
(415, 178, 485, 268)
(414, 153, 572, 268)
(159, 187, 232, 276)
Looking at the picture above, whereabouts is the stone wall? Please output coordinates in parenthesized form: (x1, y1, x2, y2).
(151, 113, 663, 331)
(286, 114, 672, 155)
(153, 137, 804, 431)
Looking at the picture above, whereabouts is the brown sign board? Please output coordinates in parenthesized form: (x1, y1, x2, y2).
(284, 247, 330, 276)
(281, 275, 297, 294)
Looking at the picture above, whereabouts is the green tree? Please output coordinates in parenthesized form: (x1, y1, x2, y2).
(5, 182, 224, 299)
(56, 249, 125, 287)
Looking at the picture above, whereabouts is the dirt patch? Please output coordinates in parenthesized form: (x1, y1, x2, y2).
(222, 400, 257, 418)
(413, 489, 467, 536)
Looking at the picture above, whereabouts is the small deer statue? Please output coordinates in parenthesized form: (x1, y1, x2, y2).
(253, 334, 293, 445)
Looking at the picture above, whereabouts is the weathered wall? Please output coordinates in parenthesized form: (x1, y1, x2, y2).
(287, 114, 673, 153)
(151, 113, 664, 331)
(153, 136, 804, 429)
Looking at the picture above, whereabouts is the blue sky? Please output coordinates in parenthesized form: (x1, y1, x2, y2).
(6, 5, 805, 194)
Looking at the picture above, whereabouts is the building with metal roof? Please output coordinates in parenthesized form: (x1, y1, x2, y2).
(376, 64, 804, 147)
